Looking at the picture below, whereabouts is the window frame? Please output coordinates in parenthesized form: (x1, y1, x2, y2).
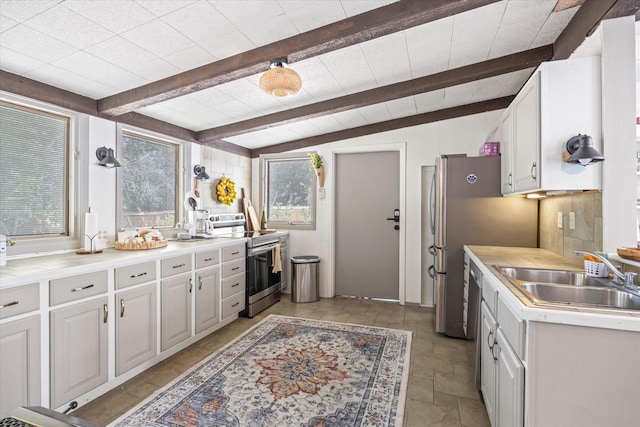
(115, 123, 187, 230)
(0, 92, 87, 256)
(259, 152, 317, 231)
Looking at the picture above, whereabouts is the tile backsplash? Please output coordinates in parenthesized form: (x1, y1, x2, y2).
(539, 192, 603, 258)
(200, 147, 252, 214)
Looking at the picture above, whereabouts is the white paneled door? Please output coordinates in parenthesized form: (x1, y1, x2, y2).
(335, 151, 400, 300)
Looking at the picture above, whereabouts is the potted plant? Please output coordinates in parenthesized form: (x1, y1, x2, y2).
(309, 153, 325, 188)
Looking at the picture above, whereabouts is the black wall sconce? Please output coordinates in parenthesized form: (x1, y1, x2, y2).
(96, 146, 121, 168)
(564, 134, 604, 166)
(193, 165, 210, 180)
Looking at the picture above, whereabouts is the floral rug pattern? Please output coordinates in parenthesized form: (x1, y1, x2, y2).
(110, 315, 411, 427)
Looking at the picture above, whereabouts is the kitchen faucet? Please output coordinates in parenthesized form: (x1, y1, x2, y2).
(574, 251, 639, 293)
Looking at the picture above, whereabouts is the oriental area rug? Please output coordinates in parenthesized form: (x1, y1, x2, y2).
(110, 315, 411, 427)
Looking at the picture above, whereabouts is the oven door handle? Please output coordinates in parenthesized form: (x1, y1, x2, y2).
(248, 243, 279, 256)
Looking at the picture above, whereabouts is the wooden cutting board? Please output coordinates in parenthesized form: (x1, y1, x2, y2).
(247, 204, 261, 232)
(240, 188, 251, 231)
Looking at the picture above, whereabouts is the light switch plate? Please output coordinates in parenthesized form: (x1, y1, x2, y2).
(318, 187, 325, 199)
(569, 212, 575, 230)
(557, 212, 563, 229)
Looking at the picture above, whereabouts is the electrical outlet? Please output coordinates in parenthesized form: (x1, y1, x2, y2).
(569, 212, 575, 230)
(318, 187, 326, 199)
(557, 212, 563, 229)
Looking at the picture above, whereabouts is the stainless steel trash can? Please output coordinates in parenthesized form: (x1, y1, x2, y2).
(291, 256, 320, 303)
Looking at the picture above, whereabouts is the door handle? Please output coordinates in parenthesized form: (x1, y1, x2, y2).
(386, 209, 400, 222)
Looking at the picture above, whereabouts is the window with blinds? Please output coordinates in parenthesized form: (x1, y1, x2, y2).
(117, 131, 179, 229)
(0, 101, 69, 238)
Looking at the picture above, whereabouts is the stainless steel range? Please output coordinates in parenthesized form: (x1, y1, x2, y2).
(210, 213, 286, 317)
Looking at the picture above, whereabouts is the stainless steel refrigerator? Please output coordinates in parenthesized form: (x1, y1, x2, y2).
(431, 154, 538, 338)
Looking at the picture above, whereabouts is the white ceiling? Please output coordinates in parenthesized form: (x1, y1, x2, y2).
(0, 0, 581, 150)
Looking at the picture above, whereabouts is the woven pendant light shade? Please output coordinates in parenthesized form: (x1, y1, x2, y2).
(259, 58, 302, 97)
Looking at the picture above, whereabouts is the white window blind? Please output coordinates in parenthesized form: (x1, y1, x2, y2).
(0, 102, 69, 238)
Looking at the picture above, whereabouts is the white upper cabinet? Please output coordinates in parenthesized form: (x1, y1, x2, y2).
(500, 56, 602, 195)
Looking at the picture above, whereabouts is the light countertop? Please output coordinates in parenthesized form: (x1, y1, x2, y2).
(465, 245, 640, 332)
(0, 237, 246, 289)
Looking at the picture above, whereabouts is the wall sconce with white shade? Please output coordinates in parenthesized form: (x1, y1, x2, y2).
(259, 58, 302, 97)
(564, 134, 604, 166)
(96, 146, 121, 168)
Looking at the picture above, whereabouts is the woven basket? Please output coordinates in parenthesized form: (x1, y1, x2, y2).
(584, 260, 608, 277)
(114, 240, 168, 251)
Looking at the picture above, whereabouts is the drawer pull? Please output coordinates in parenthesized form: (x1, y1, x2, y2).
(204, 257, 213, 262)
(71, 284, 94, 292)
(232, 267, 240, 271)
(173, 263, 186, 269)
(231, 251, 240, 255)
(232, 283, 240, 288)
(130, 272, 147, 278)
(103, 304, 108, 323)
(120, 299, 125, 317)
(0, 301, 19, 309)
(231, 302, 239, 308)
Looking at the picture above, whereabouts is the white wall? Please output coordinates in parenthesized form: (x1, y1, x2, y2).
(253, 110, 503, 305)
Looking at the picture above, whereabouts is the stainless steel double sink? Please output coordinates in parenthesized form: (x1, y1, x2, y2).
(495, 266, 640, 311)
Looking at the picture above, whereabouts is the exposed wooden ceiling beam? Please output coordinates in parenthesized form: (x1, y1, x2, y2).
(97, 0, 500, 116)
(197, 45, 552, 143)
(603, 0, 640, 20)
(250, 96, 515, 158)
(0, 69, 250, 156)
(552, 0, 619, 60)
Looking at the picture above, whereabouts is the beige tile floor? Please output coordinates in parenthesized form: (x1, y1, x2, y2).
(73, 297, 490, 427)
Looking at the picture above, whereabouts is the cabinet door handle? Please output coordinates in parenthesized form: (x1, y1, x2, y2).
(71, 284, 94, 292)
(103, 304, 108, 323)
(508, 172, 512, 186)
(199, 277, 203, 290)
(531, 162, 537, 180)
(173, 263, 186, 269)
(120, 299, 125, 318)
(189, 278, 193, 293)
(491, 341, 499, 362)
(130, 272, 147, 278)
(487, 330, 495, 351)
(0, 301, 19, 309)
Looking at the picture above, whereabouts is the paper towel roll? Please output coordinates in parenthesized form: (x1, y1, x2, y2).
(84, 211, 98, 250)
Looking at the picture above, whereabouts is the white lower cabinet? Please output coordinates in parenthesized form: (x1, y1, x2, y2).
(161, 274, 192, 351)
(2, 241, 249, 414)
(496, 328, 524, 427)
(480, 301, 497, 426)
(195, 267, 220, 334)
(50, 297, 108, 409)
(115, 283, 157, 376)
(480, 295, 524, 427)
(0, 315, 41, 418)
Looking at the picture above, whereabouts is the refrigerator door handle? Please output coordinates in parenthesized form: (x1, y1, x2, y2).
(428, 172, 436, 236)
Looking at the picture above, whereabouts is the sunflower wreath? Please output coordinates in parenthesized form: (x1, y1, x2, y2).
(216, 176, 237, 206)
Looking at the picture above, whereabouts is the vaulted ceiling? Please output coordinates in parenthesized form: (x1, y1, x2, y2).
(0, 0, 637, 158)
